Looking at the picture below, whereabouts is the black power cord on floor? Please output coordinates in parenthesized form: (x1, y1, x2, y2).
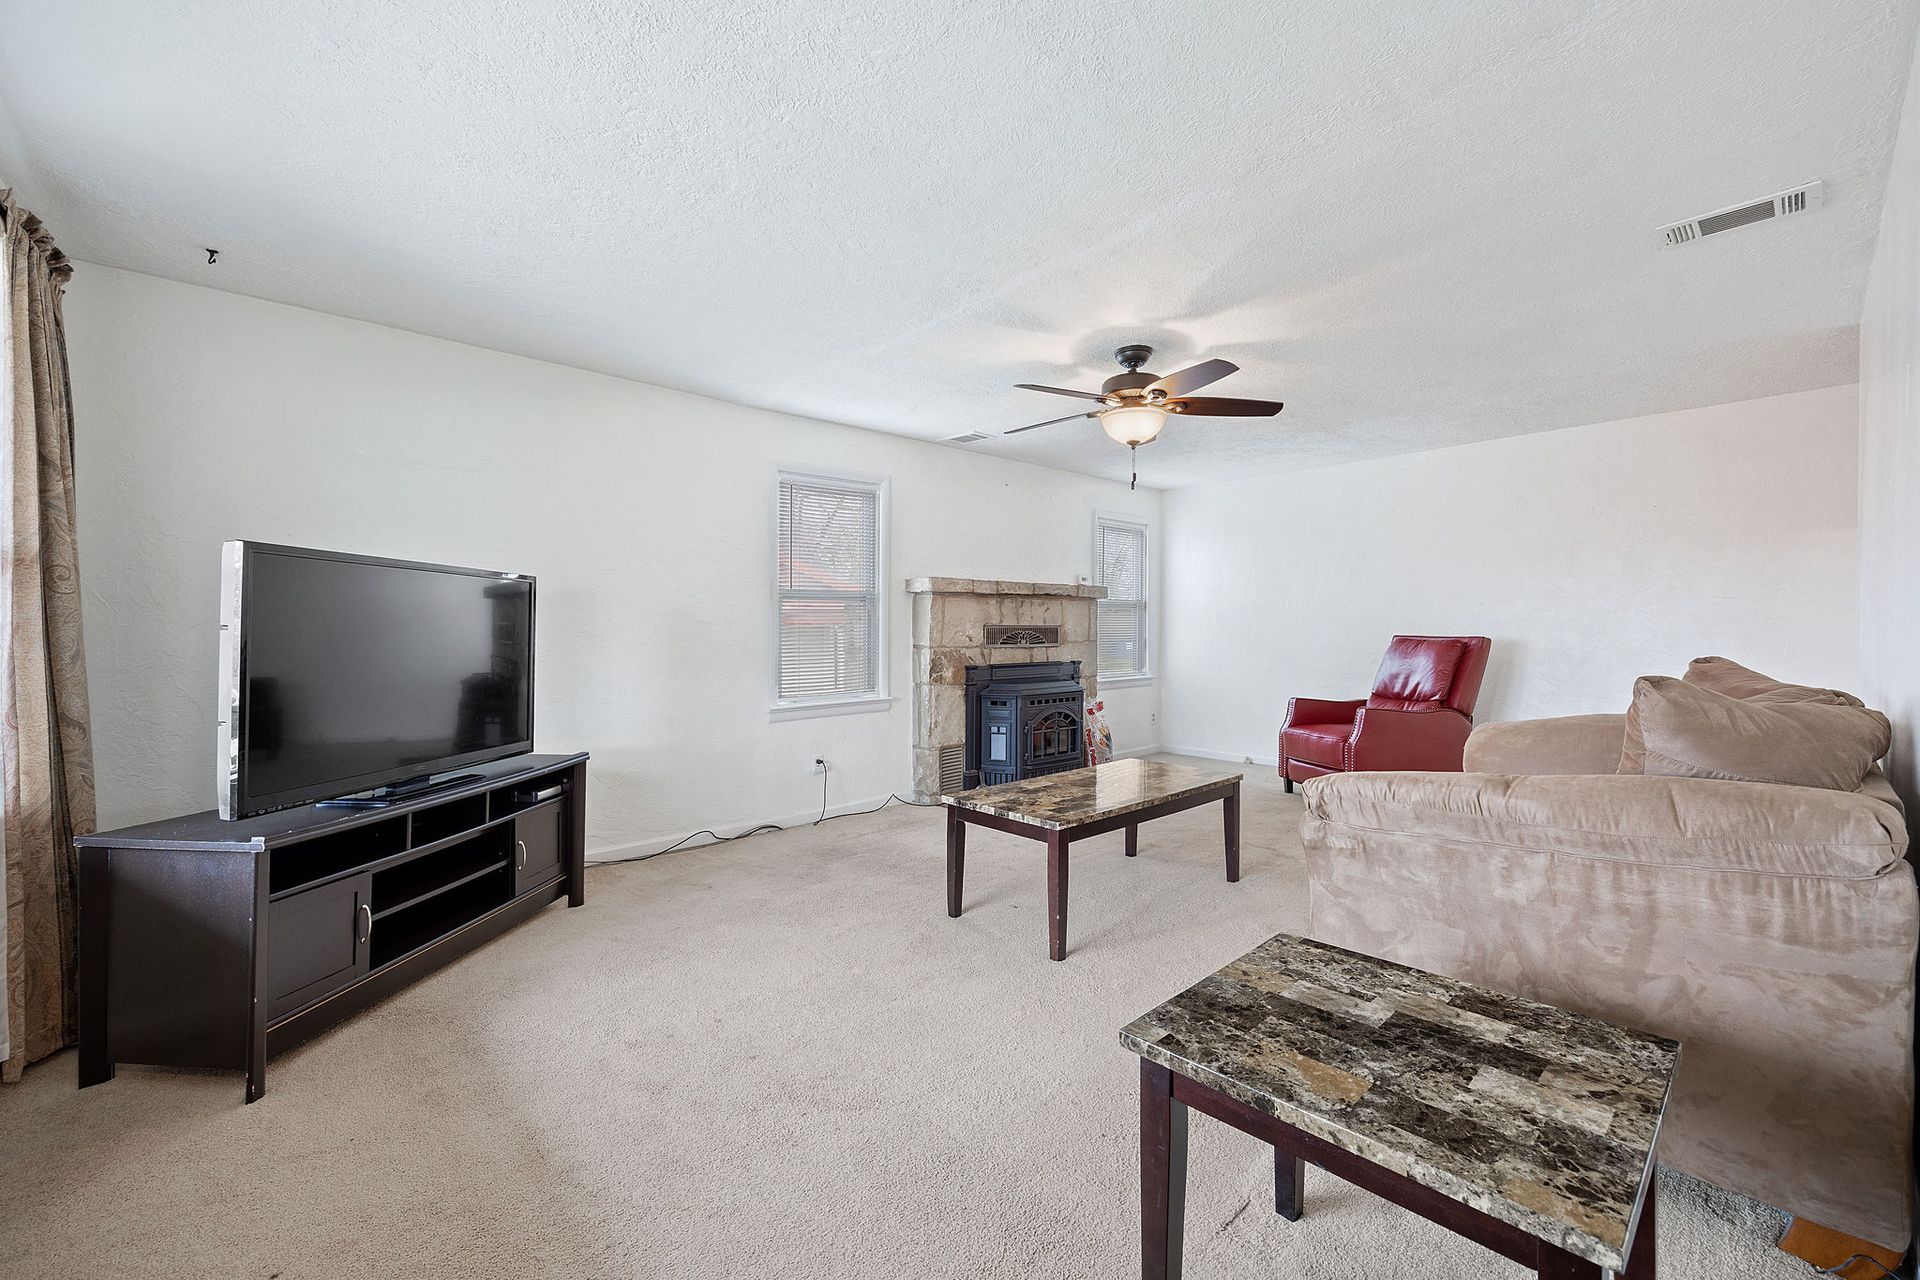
(1815, 1255, 1900, 1279)
(593, 762, 939, 869)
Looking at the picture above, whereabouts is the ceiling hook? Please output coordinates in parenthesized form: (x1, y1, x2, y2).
(205, 248, 219, 265)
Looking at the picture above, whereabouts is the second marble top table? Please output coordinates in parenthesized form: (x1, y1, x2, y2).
(1122, 933, 1679, 1279)
(941, 759, 1243, 961)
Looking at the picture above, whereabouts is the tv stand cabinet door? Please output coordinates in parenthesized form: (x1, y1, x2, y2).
(514, 806, 564, 895)
(265, 872, 372, 1022)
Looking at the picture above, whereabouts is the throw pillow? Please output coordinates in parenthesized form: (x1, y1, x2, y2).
(1619, 657, 1868, 774)
(1680, 656, 1864, 707)
(1626, 675, 1889, 791)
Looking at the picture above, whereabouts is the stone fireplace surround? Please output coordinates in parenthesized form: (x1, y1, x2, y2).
(908, 577, 1105, 800)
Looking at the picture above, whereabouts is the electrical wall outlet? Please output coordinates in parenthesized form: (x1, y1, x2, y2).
(812, 758, 829, 774)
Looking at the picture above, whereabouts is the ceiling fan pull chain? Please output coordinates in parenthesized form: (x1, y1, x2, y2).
(1130, 443, 1137, 491)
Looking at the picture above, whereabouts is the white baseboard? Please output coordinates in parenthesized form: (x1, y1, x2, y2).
(1164, 743, 1280, 768)
(586, 791, 911, 864)
(589, 747, 1197, 864)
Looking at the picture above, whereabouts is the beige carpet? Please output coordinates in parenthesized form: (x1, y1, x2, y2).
(1, 759, 1822, 1278)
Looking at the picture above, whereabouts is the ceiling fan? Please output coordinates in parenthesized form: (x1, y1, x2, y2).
(1008, 344, 1284, 487)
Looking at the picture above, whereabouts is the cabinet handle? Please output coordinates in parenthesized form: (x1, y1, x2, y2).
(516, 840, 527, 871)
(357, 902, 372, 945)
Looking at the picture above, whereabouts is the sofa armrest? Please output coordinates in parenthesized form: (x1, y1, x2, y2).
(1301, 769, 1916, 1248)
(1348, 706, 1471, 772)
(1463, 713, 1627, 776)
(1282, 697, 1364, 730)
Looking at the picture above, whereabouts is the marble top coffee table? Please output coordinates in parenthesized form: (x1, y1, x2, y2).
(941, 759, 1243, 961)
(1122, 933, 1678, 1279)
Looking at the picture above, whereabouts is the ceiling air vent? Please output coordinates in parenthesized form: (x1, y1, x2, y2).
(945, 432, 990, 445)
(1658, 181, 1824, 248)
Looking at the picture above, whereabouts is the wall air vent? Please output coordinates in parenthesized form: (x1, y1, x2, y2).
(1658, 181, 1824, 248)
(938, 743, 965, 794)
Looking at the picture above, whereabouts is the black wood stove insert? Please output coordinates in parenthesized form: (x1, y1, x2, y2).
(964, 660, 1086, 789)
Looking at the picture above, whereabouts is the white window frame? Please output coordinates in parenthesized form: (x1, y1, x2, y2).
(1093, 511, 1153, 685)
(770, 467, 892, 721)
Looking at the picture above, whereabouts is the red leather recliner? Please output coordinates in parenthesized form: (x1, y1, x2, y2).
(1279, 635, 1492, 792)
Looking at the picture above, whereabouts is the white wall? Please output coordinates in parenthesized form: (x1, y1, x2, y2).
(1860, 27, 1920, 806)
(1161, 386, 1860, 764)
(63, 265, 1160, 856)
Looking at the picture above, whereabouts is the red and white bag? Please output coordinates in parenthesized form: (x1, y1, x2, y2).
(1085, 699, 1114, 765)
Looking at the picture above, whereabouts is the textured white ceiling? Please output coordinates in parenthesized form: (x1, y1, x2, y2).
(0, 0, 1912, 488)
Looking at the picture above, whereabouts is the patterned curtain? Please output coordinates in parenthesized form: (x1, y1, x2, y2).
(1, 189, 95, 1081)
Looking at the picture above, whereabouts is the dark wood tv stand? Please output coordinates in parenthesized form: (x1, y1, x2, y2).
(75, 751, 588, 1103)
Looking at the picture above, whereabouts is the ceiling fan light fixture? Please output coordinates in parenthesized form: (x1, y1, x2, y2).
(1099, 404, 1167, 446)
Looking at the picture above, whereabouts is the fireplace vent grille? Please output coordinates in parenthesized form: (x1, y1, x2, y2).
(984, 625, 1059, 646)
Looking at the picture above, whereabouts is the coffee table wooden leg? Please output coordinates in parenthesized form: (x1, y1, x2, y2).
(1125, 824, 1138, 857)
(1047, 829, 1070, 960)
(1622, 1171, 1656, 1279)
(1223, 783, 1241, 883)
(945, 809, 966, 918)
(1274, 1148, 1304, 1221)
(1141, 1060, 1188, 1280)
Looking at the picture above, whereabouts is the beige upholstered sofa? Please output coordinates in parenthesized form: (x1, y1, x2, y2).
(1301, 711, 1917, 1251)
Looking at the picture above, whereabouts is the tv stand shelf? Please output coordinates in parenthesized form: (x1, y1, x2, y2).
(76, 751, 588, 1103)
(373, 852, 510, 920)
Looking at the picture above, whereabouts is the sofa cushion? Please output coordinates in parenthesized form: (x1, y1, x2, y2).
(1465, 713, 1627, 776)
(1368, 636, 1467, 711)
(1282, 723, 1354, 769)
(1626, 676, 1890, 792)
(1681, 655, 1865, 707)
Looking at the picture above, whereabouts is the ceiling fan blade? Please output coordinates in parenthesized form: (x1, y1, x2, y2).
(1167, 397, 1284, 417)
(1015, 383, 1109, 403)
(1005, 411, 1096, 435)
(1148, 358, 1238, 397)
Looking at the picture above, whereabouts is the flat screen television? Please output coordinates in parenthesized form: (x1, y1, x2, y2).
(217, 542, 535, 819)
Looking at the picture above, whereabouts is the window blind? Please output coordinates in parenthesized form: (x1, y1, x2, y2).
(777, 475, 882, 702)
(1096, 518, 1149, 678)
